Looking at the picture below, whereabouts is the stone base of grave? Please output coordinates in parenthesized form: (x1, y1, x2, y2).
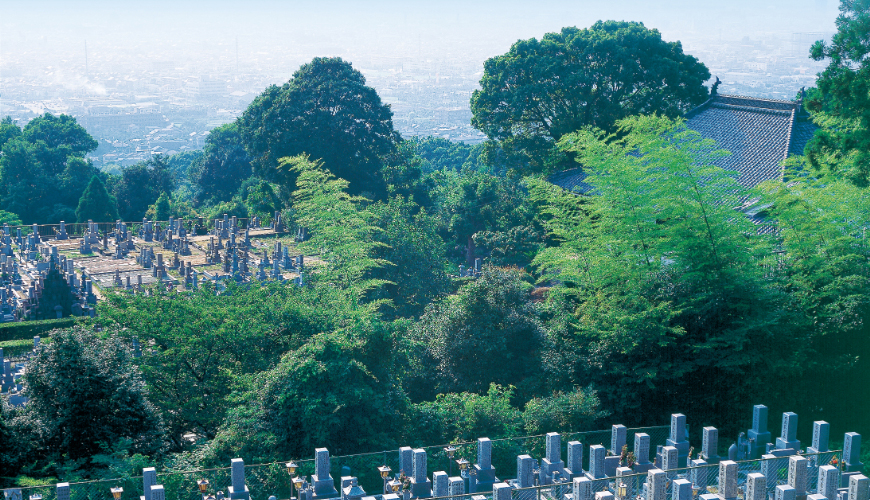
(473, 465, 497, 491)
(666, 439, 691, 467)
(310, 477, 339, 500)
(842, 470, 865, 488)
(604, 456, 620, 477)
(699, 454, 719, 465)
(228, 486, 250, 500)
(767, 448, 797, 458)
(775, 438, 801, 450)
(409, 478, 432, 499)
(632, 462, 655, 474)
(748, 430, 771, 459)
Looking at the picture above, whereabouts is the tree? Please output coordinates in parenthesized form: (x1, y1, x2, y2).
(21, 327, 166, 461)
(369, 196, 451, 318)
(76, 175, 119, 223)
(154, 192, 171, 221)
(0, 116, 22, 149)
(411, 267, 547, 399)
(805, 0, 870, 186)
(188, 122, 252, 203)
(530, 115, 798, 426)
(110, 157, 175, 221)
(240, 57, 399, 196)
(471, 21, 711, 172)
(0, 114, 100, 223)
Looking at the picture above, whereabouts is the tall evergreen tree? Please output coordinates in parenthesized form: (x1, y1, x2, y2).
(76, 175, 119, 223)
(154, 192, 171, 221)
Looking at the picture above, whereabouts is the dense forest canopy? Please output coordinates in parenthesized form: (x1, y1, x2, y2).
(2, 3, 870, 487)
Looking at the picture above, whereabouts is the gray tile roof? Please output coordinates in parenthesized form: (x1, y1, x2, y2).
(548, 93, 817, 192)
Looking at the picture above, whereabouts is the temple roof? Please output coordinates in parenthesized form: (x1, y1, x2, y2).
(548, 93, 818, 193)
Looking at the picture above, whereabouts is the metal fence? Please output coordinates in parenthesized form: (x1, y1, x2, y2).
(0, 448, 843, 500)
(0, 427, 669, 500)
(3, 217, 293, 241)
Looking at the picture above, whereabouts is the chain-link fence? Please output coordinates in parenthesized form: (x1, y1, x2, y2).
(4, 436, 842, 500)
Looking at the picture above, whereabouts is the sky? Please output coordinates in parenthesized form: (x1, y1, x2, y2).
(0, 0, 842, 78)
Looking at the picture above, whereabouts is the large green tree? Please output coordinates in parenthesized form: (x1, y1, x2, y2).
(471, 21, 711, 172)
(240, 57, 399, 196)
(805, 0, 870, 186)
(188, 122, 253, 203)
(0, 114, 100, 223)
(110, 156, 175, 221)
(21, 328, 166, 461)
(76, 175, 119, 223)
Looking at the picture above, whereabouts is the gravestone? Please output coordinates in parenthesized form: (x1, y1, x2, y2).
(493, 484, 511, 500)
(143, 467, 158, 500)
(517, 455, 534, 488)
(616, 467, 635, 499)
(595, 492, 614, 500)
(432, 472, 448, 498)
(567, 441, 583, 478)
(719, 461, 738, 500)
(747, 473, 766, 500)
(808, 495, 827, 500)
(409, 449, 431, 498)
(749, 405, 773, 459)
(701, 427, 719, 463)
(667, 414, 690, 467)
(542, 432, 566, 482)
(849, 475, 869, 500)
(634, 433, 654, 473)
(809, 421, 831, 456)
(690, 459, 708, 492)
(673, 478, 692, 500)
(844, 434, 864, 472)
(587, 445, 606, 480)
(819, 465, 840, 500)
(647, 469, 667, 500)
(572, 477, 592, 500)
(56, 483, 70, 500)
(400, 447, 414, 476)
(612, 425, 627, 455)
(311, 449, 339, 499)
(776, 413, 801, 451)
(448, 477, 464, 498)
(763, 455, 787, 497)
(788, 456, 808, 499)
(662, 446, 678, 479)
(151, 486, 165, 500)
(777, 486, 797, 500)
(475, 438, 497, 491)
(228, 458, 250, 500)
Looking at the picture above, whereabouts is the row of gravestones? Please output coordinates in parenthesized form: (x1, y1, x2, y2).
(2, 405, 867, 500)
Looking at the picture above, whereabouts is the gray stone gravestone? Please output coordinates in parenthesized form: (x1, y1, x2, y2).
(690, 459, 708, 492)
(410, 449, 431, 498)
(616, 467, 635, 499)
(849, 475, 869, 500)
(819, 466, 840, 500)
(662, 446, 678, 479)
(56, 483, 70, 500)
(493, 484, 511, 500)
(808, 421, 831, 470)
(517, 455, 535, 488)
(634, 433, 654, 473)
(719, 461, 738, 500)
(701, 427, 719, 463)
(543, 432, 566, 483)
(845, 434, 864, 472)
(673, 478, 692, 500)
(448, 477, 464, 498)
(611, 425, 627, 455)
(648, 469, 667, 500)
(762, 455, 787, 497)
(432, 472, 448, 498)
(789, 456, 808, 499)
(573, 477, 592, 500)
(401, 447, 414, 477)
(567, 441, 583, 478)
(587, 445, 606, 480)
(807, 495, 827, 500)
(143, 467, 157, 500)
(151, 486, 165, 500)
(474, 438, 497, 491)
(777, 485, 797, 500)
(749, 405, 773, 459)
(777, 413, 801, 451)
(311, 449, 339, 499)
(667, 414, 690, 467)
(747, 473, 766, 500)
(595, 492, 614, 500)
(229, 458, 250, 500)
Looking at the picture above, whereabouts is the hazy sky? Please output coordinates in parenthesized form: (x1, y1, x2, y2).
(1, 0, 841, 78)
